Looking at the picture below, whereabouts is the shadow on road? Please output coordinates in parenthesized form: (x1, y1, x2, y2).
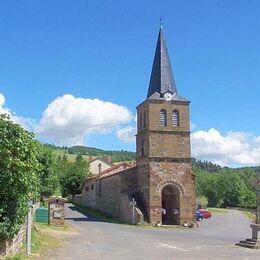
(65, 205, 100, 222)
(65, 204, 122, 225)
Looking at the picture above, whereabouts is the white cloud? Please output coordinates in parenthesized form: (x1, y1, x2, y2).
(116, 126, 136, 143)
(0, 93, 5, 107)
(191, 128, 260, 167)
(36, 94, 133, 146)
(2, 91, 260, 167)
(0, 93, 35, 131)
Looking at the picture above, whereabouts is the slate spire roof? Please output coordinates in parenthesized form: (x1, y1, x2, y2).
(147, 26, 179, 100)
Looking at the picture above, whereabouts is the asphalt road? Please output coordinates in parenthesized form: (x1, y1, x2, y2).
(46, 203, 260, 260)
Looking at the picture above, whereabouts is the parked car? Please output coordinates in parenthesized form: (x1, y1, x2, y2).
(198, 209, 212, 219)
(196, 210, 203, 221)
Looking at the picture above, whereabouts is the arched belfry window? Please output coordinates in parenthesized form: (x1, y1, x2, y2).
(160, 109, 167, 126)
(172, 110, 179, 127)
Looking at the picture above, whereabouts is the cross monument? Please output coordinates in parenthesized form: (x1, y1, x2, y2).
(236, 170, 260, 249)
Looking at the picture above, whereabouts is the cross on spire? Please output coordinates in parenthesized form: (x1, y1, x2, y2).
(160, 16, 164, 27)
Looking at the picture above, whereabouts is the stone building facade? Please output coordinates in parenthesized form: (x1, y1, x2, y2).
(81, 26, 195, 225)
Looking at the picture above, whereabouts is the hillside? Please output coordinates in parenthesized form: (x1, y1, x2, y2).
(47, 144, 259, 173)
(47, 144, 136, 163)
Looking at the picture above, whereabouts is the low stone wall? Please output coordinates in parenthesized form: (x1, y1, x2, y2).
(0, 203, 39, 257)
(71, 194, 82, 205)
(0, 220, 27, 257)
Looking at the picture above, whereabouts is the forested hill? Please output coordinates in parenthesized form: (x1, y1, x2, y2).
(46, 144, 136, 163)
(47, 144, 259, 173)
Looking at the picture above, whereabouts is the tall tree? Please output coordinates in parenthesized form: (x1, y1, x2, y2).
(0, 114, 39, 241)
(37, 143, 59, 198)
(59, 158, 90, 197)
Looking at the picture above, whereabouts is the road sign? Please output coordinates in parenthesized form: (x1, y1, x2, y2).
(129, 199, 136, 206)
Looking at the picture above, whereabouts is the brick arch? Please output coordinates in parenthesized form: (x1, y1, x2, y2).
(155, 179, 187, 196)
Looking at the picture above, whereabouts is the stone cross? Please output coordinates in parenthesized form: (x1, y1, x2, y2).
(256, 171, 260, 224)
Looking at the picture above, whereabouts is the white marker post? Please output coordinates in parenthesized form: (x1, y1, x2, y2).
(27, 200, 33, 255)
(129, 198, 136, 225)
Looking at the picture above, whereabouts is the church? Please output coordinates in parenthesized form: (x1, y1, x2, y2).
(81, 26, 196, 225)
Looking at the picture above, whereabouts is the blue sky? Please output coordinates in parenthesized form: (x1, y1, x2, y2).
(1, 0, 260, 166)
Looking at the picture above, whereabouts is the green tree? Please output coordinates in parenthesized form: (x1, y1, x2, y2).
(37, 143, 59, 198)
(195, 170, 222, 207)
(240, 189, 256, 208)
(59, 159, 90, 196)
(218, 172, 246, 207)
(0, 114, 40, 241)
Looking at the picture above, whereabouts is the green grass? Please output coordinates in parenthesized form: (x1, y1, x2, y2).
(35, 222, 71, 232)
(238, 208, 256, 220)
(207, 207, 229, 214)
(52, 149, 91, 163)
(4, 223, 64, 260)
(208, 207, 256, 220)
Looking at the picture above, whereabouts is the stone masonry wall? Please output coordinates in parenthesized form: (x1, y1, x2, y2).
(120, 194, 144, 224)
(95, 174, 121, 219)
(148, 161, 196, 225)
(135, 97, 195, 225)
(81, 178, 96, 208)
(147, 101, 190, 132)
(81, 167, 146, 224)
(149, 132, 190, 158)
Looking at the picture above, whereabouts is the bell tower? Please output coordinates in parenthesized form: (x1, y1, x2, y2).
(136, 26, 195, 225)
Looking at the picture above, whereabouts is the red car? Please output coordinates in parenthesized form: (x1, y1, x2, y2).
(198, 209, 212, 219)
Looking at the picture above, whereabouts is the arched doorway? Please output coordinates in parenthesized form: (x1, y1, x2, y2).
(161, 185, 180, 225)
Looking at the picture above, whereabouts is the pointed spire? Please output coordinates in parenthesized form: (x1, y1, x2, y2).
(147, 26, 177, 99)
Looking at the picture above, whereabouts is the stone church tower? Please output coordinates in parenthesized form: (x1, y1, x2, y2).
(136, 26, 195, 225)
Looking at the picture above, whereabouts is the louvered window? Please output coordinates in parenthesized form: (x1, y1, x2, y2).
(172, 110, 179, 127)
(160, 109, 167, 126)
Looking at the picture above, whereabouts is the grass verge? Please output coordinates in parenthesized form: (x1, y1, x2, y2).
(238, 208, 255, 221)
(207, 207, 229, 214)
(4, 222, 66, 260)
